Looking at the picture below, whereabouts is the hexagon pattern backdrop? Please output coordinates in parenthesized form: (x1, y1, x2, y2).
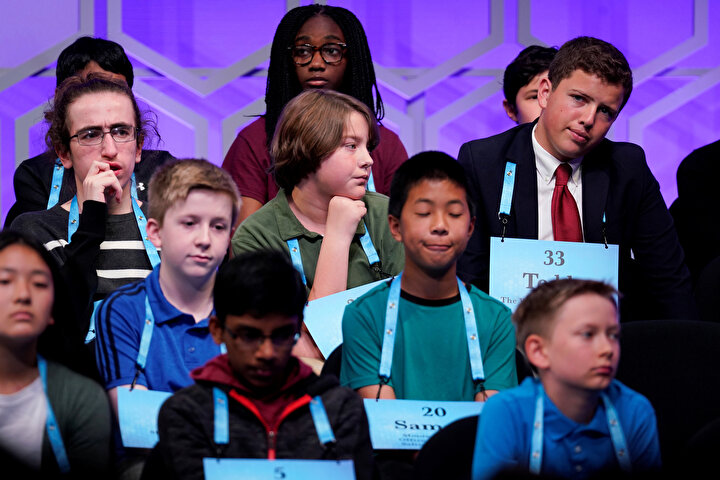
(1, 0, 719, 222)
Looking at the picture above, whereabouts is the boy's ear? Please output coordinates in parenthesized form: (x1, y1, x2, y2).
(525, 333, 550, 371)
(502, 99, 519, 123)
(57, 147, 73, 170)
(145, 218, 162, 249)
(208, 315, 224, 346)
(467, 215, 475, 238)
(537, 77, 552, 109)
(135, 137, 144, 164)
(388, 214, 403, 243)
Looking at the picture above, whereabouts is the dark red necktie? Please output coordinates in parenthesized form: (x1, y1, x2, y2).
(551, 163, 583, 242)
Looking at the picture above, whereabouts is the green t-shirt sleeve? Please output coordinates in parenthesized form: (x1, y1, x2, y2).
(340, 291, 389, 391)
(477, 301, 517, 393)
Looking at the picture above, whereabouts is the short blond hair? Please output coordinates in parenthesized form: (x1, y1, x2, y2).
(270, 89, 379, 191)
(148, 159, 241, 226)
(513, 279, 618, 357)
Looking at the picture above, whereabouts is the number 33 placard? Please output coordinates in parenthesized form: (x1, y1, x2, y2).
(489, 237, 619, 311)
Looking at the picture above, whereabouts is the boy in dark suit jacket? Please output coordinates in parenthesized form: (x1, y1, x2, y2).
(458, 36, 696, 321)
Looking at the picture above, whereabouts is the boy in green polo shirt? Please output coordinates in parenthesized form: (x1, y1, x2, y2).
(340, 151, 517, 401)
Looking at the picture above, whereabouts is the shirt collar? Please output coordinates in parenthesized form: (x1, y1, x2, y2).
(540, 382, 611, 441)
(145, 265, 213, 325)
(531, 124, 583, 187)
(274, 189, 367, 241)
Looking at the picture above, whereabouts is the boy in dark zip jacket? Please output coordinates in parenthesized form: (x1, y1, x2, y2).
(143, 250, 373, 480)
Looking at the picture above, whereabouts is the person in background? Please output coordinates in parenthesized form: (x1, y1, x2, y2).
(502, 45, 557, 124)
(5, 36, 174, 228)
(222, 4, 407, 224)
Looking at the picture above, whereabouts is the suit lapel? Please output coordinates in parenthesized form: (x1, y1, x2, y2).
(506, 126, 539, 238)
(581, 145, 610, 243)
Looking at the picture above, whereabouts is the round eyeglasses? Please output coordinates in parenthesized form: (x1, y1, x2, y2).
(289, 43, 347, 66)
(224, 326, 300, 350)
(69, 125, 137, 146)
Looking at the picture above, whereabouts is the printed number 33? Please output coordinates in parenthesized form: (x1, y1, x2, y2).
(544, 250, 565, 266)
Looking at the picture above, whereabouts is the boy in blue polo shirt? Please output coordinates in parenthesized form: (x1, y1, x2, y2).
(95, 159, 240, 409)
(340, 151, 516, 401)
(472, 279, 661, 479)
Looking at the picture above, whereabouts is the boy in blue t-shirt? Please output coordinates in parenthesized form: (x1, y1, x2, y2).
(340, 151, 516, 401)
(95, 159, 240, 411)
(472, 279, 661, 479)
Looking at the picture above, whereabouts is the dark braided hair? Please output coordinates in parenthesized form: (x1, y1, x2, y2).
(264, 4, 384, 147)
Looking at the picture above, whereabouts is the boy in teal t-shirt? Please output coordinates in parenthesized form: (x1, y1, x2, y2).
(340, 151, 517, 401)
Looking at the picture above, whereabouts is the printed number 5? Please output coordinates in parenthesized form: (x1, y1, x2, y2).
(544, 250, 565, 266)
(274, 467, 286, 479)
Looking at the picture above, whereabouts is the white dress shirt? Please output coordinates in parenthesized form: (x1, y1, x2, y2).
(531, 124, 584, 241)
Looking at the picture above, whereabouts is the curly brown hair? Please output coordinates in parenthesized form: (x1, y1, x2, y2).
(44, 74, 152, 156)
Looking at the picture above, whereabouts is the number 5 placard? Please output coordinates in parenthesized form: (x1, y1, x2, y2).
(489, 237, 619, 312)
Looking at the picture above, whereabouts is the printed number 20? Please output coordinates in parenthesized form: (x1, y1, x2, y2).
(544, 250, 565, 266)
(422, 407, 446, 417)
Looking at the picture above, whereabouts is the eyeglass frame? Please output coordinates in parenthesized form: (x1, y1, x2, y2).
(223, 325, 300, 350)
(68, 125, 138, 147)
(288, 42, 348, 67)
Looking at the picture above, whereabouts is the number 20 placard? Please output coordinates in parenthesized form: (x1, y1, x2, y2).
(489, 237, 619, 312)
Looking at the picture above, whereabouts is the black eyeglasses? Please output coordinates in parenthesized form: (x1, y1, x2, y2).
(224, 326, 300, 349)
(289, 43, 348, 66)
(69, 125, 137, 146)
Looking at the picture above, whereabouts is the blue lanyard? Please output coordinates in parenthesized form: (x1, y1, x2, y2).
(529, 383, 632, 474)
(67, 187, 160, 268)
(286, 221, 380, 286)
(366, 171, 376, 193)
(131, 295, 226, 389)
(498, 162, 517, 219)
(47, 159, 65, 209)
(212, 389, 335, 447)
(75, 185, 160, 344)
(38, 356, 71, 474)
(497, 162, 517, 241)
(378, 272, 485, 383)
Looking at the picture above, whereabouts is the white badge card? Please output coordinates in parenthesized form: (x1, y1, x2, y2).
(304, 279, 386, 358)
(203, 458, 356, 480)
(489, 237, 619, 311)
(118, 388, 172, 448)
(363, 399, 483, 450)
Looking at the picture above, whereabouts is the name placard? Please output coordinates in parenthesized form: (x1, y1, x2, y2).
(304, 279, 387, 358)
(203, 458, 355, 480)
(118, 388, 172, 448)
(489, 237, 619, 311)
(363, 399, 483, 450)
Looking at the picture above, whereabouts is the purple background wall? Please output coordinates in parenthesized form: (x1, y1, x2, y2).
(1, 0, 719, 223)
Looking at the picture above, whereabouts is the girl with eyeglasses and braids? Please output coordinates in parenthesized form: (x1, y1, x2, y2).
(223, 4, 408, 225)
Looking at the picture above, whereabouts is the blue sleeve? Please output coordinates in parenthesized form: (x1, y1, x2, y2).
(627, 395, 662, 471)
(340, 296, 388, 391)
(472, 394, 525, 480)
(94, 291, 147, 389)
